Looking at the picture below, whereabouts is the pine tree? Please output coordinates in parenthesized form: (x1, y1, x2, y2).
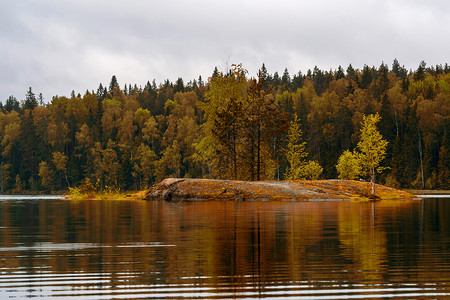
(38, 93, 44, 106)
(109, 75, 118, 93)
(335, 66, 345, 80)
(5, 96, 19, 112)
(260, 63, 269, 84)
(195, 64, 248, 179)
(414, 61, 426, 81)
(24, 87, 38, 110)
(244, 74, 288, 180)
(97, 83, 106, 101)
(346, 64, 355, 81)
(292, 71, 304, 90)
(281, 68, 291, 90)
(212, 67, 219, 78)
(272, 71, 281, 87)
(174, 78, 184, 93)
(312, 66, 326, 95)
(284, 114, 308, 180)
(376, 62, 390, 98)
(360, 65, 373, 89)
(392, 58, 401, 77)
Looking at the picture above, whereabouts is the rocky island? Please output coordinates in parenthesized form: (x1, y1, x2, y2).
(145, 178, 419, 202)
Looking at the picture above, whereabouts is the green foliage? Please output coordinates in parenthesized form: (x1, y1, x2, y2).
(0, 61, 448, 192)
(303, 161, 323, 180)
(68, 178, 99, 199)
(285, 114, 308, 180)
(336, 150, 361, 180)
(384, 173, 400, 188)
(196, 64, 288, 181)
(38, 161, 52, 190)
(337, 113, 388, 194)
(357, 113, 388, 176)
(156, 140, 181, 182)
(132, 144, 156, 188)
(351, 113, 388, 194)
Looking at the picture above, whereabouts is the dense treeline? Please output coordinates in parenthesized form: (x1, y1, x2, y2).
(0, 59, 449, 193)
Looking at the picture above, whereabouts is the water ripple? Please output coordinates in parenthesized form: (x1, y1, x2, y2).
(1, 271, 449, 299)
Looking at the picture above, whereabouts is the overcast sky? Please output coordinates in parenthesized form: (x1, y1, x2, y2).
(1, 0, 450, 102)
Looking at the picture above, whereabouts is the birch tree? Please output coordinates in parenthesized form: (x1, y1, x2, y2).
(336, 150, 361, 180)
(357, 113, 388, 194)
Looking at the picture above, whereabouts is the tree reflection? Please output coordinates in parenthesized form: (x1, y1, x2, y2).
(0, 198, 449, 291)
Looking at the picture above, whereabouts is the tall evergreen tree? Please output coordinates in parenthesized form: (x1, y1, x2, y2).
(212, 67, 219, 78)
(174, 78, 185, 93)
(5, 96, 20, 112)
(335, 66, 345, 80)
(360, 65, 373, 89)
(281, 68, 291, 90)
(38, 93, 44, 106)
(24, 87, 38, 110)
(392, 58, 401, 77)
(346, 64, 356, 81)
(292, 71, 304, 90)
(109, 75, 119, 93)
(312, 66, 326, 95)
(414, 61, 426, 81)
(97, 83, 106, 101)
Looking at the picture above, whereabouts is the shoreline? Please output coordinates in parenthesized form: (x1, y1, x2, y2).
(65, 190, 147, 200)
(61, 180, 449, 201)
(405, 189, 450, 195)
(145, 178, 420, 202)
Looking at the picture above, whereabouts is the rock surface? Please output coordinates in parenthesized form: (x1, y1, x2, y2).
(145, 178, 418, 202)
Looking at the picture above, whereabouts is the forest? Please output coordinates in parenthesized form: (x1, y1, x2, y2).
(0, 59, 449, 193)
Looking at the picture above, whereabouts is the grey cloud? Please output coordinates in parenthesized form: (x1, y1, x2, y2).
(1, 0, 450, 101)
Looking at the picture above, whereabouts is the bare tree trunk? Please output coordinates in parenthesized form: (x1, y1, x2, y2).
(257, 124, 261, 181)
(64, 172, 70, 188)
(394, 110, 399, 137)
(371, 168, 375, 195)
(233, 136, 237, 180)
(417, 126, 424, 189)
(250, 137, 255, 181)
(0, 162, 3, 195)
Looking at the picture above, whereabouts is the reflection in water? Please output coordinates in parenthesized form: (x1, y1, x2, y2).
(0, 197, 449, 299)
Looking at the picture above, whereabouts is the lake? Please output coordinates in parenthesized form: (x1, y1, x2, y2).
(0, 196, 449, 299)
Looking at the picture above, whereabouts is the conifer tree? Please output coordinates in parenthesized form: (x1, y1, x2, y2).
(335, 66, 345, 80)
(109, 75, 118, 93)
(195, 64, 248, 179)
(414, 61, 426, 81)
(24, 87, 38, 110)
(5, 96, 20, 112)
(285, 114, 308, 180)
(281, 68, 291, 90)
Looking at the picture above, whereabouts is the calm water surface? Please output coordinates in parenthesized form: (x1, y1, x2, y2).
(0, 195, 449, 299)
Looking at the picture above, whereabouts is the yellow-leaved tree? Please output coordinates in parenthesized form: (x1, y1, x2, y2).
(336, 150, 361, 180)
(358, 113, 388, 195)
(52, 151, 69, 190)
(284, 114, 308, 180)
(285, 114, 323, 180)
(337, 113, 388, 195)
